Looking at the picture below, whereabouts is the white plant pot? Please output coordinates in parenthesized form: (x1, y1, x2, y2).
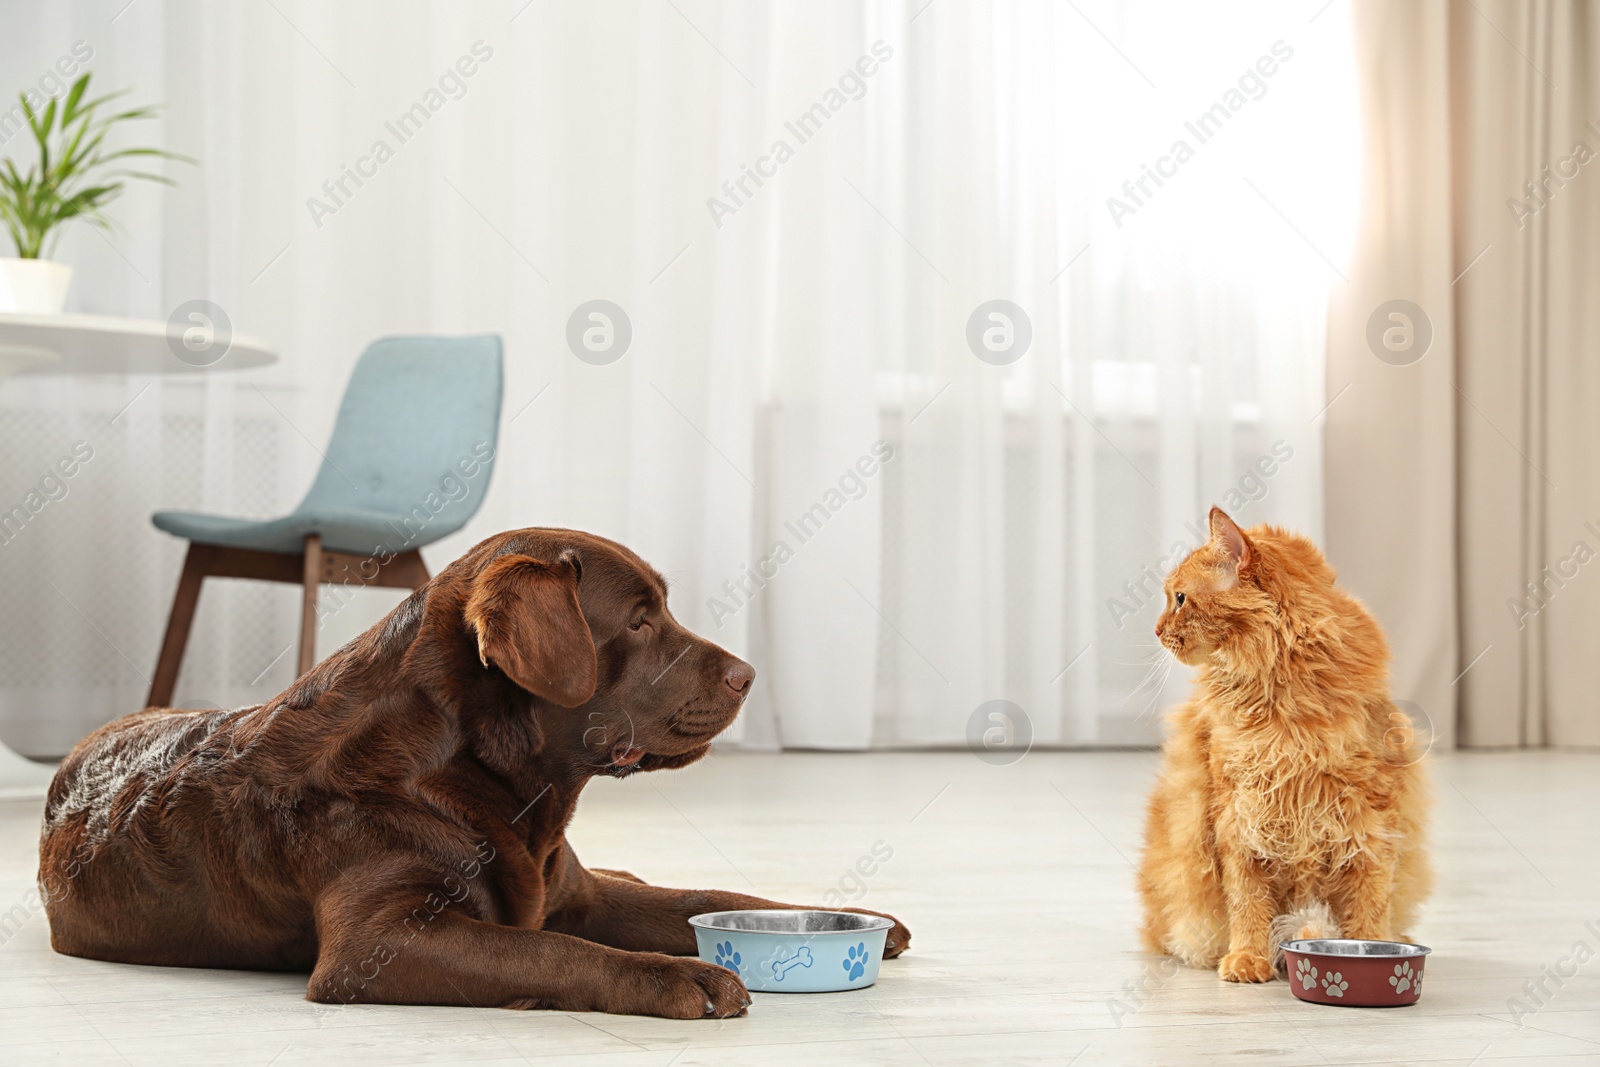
(0, 258, 73, 314)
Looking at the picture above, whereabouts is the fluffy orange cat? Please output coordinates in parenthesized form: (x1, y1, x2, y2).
(1138, 507, 1431, 983)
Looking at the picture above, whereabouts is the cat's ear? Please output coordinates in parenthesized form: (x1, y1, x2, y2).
(1209, 506, 1252, 571)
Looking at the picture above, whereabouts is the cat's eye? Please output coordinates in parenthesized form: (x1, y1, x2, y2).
(1174, 592, 1186, 607)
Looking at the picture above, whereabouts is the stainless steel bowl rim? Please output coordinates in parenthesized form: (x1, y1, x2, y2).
(688, 909, 895, 934)
(1279, 938, 1432, 958)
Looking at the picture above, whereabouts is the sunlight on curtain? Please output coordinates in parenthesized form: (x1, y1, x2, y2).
(0, 0, 1356, 755)
(860, 0, 1360, 746)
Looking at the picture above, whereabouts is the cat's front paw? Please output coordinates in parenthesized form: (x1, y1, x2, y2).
(1218, 951, 1274, 983)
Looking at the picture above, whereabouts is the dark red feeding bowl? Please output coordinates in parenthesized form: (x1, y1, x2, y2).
(1280, 939, 1431, 1007)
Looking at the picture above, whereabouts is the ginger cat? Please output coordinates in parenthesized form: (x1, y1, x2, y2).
(1137, 507, 1431, 983)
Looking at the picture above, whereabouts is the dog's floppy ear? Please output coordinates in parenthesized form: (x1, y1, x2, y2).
(463, 550, 596, 706)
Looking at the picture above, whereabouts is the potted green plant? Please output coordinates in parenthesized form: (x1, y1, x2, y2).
(0, 72, 189, 313)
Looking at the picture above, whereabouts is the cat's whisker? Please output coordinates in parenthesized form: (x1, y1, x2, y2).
(1111, 644, 1168, 671)
(1132, 656, 1173, 712)
(1119, 653, 1173, 708)
(1126, 668, 1164, 700)
(1121, 660, 1164, 697)
(1134, 659, 1174, 721)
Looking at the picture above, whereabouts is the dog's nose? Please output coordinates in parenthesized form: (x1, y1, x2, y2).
(724, 661, 755, 695)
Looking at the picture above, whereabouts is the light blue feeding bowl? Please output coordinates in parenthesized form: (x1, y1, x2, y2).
(689, 910, 893, 993)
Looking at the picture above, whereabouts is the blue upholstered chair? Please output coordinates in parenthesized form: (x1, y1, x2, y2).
(146, 335, 503, 707)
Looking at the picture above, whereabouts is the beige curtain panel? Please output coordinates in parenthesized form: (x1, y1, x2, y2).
(1328, 0, 1600, 748)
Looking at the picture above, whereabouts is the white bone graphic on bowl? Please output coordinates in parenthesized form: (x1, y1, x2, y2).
(769, 946, 815, 981)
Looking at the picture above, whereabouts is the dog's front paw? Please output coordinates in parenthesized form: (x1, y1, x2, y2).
(840, 908, 912, 959)
(637, 956, 752, 1019)
(1218, 951, 1274, 983)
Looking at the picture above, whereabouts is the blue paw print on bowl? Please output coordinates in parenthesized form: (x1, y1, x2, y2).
(713, 940, 741, 975)
(842, 942, 869, 982)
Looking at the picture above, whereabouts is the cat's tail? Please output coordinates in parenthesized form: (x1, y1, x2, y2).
(1269, 902, 1342, 974)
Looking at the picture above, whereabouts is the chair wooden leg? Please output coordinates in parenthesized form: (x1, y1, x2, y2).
(147, 544, 211, 709)
(298, 534, 322, 677)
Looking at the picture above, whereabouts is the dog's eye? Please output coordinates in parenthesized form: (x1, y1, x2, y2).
(628, 617, 647, 633)
(1174, 592, 1186, 607)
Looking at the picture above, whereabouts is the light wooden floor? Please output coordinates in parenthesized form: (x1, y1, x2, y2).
(2, 750, 1597, 1065)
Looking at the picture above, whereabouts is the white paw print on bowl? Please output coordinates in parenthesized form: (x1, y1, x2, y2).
(1322, 971, 1348, 997)
(1295, 958, 1318, 990)
(1389, 960, 1416, 995)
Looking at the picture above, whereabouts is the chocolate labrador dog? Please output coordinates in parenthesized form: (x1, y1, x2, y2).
(39, 529, 909, 1017)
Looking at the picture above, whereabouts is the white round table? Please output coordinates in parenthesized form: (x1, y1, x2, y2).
(0, 311, 276, 377)
(0, 312, 277, 795)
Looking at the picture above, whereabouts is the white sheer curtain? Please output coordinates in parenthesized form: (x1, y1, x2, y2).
(0, 0, 1351, 756)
